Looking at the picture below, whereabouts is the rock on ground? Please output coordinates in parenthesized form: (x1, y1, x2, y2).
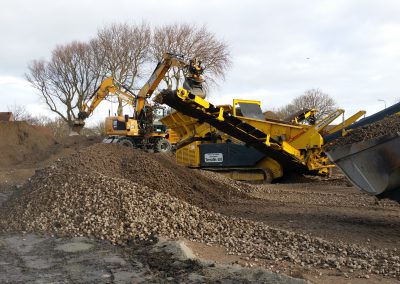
(1, 143, 400, 279)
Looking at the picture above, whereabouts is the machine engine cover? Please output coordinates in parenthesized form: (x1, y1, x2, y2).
(199, 143, 265, 167)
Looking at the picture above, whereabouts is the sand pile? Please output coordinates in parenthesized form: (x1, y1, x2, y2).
(0, 121, 56, 167)
(327, 114, 400, 150)
(1, 143, 400, 277)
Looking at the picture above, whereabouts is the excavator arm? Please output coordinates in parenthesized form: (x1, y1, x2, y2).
(135, 53, 205, 116)
(72, 77, 136, 134)
(135, 53, 187, 118)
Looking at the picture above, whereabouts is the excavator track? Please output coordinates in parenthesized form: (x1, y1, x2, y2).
(158, 90, 309, 174)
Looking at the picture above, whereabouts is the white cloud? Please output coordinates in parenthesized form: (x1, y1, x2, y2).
(0, 76, 39, 109)
(0, 76, 31, 89)
(1, 0, 400, 124)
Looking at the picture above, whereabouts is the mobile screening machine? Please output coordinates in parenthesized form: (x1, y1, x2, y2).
(155, 61, 400, 201)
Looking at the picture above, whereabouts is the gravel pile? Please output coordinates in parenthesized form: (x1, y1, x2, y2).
(1, 144, 400, 278)
(327, 114, 400, 150)
(49, 144, 247, 209)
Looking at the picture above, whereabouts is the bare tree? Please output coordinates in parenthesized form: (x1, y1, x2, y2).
(6, 104, 70, 137)
(7, 104, 33, 121)
(43, 117, 69, 139)
(275, 89, 337, 121)
(6, 104, 49, 126)
(91, 121, 106, 136)
(26, 23, 230, 130)
(91, 23, 151, 115)
(150, 23, 231, 91)
(274, 104, 298, 121)
(26, 41, 102, 130)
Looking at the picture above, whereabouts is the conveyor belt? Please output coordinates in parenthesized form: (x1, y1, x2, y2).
(158, 90, 308, 173)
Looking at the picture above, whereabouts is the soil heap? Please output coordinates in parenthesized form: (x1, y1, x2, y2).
(40, 144, 247, 209)
(0, 121, 56, 168)
(1, 143, 400, 278)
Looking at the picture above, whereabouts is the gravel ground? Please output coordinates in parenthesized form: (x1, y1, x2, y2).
(2, 143, 400, 281)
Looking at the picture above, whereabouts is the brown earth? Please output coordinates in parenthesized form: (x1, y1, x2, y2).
(0, 120, 101, 192)
(0, 121, 57, 168)
(0, 112, 14, 121)
(0, 121, 101, 168)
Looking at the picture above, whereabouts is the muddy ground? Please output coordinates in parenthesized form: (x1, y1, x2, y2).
(1, 233, 305, 283)
(0, 125, 399, 283)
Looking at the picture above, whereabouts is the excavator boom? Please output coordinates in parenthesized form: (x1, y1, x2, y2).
(81, 77, 136, 118)
(72, 76, 136, 135)
(135, 53, 187, 117)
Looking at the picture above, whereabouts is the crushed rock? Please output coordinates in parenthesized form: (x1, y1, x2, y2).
(1, 143, 400, 279)
(326, 114, 400, 150)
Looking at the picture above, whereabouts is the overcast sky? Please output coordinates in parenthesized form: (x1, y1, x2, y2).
(1, 0, 399, 125)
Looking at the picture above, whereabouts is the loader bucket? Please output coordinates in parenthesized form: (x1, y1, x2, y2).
(69, 121, 85, 136)
(326, 133, 400, 201)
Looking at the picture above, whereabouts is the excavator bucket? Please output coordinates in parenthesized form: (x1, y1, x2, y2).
(326, 133, 400, 201)
(69, 121, 85, 136)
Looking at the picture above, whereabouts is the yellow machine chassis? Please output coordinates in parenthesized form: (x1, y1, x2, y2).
(159, 92, 365, 183)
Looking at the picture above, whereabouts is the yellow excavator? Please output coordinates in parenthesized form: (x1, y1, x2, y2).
(73, 53, 205, 152)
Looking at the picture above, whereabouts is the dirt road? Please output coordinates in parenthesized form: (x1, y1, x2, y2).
(219, 183, 400, 250)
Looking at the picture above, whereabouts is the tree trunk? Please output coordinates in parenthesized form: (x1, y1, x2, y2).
(117, 98, 123, 116)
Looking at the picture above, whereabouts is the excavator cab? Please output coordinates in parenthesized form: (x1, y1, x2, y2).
(152, 107, 168, 134)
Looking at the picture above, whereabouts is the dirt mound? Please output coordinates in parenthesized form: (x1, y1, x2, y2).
(2, 143, 400, 278)
(45, 144, 247, 209)
(0, 121, 57, 168)
(327, 114, 400, 150)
